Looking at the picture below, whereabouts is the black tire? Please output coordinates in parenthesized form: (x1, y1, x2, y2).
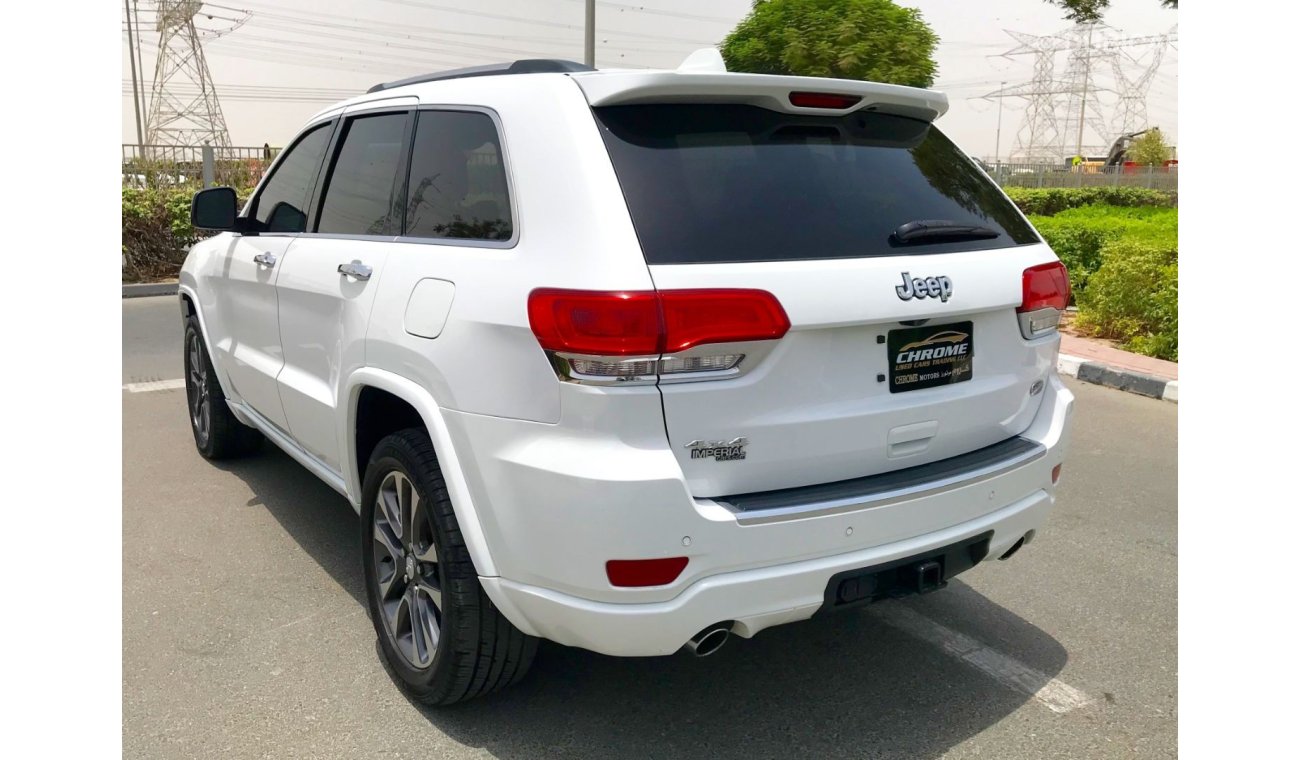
(183, 314, 263, 460)
(361, 428, 538, 705)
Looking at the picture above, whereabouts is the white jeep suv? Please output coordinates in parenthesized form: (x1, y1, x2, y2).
(181, 54, 1075, 705)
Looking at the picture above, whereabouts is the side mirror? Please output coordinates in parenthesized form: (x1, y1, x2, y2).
(266, 201, 307, 233)
(191, 187, 239, 231)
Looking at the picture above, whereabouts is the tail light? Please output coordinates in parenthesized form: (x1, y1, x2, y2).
(1017, 261, 1071, 339)
(528, 288, 789, 384)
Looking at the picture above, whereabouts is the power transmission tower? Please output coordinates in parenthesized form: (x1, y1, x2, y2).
(982, 24, 1176, 163)
(145, 1, 231, 146)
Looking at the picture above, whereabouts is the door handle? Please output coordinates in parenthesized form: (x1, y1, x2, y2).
(252, 251, 277, 268)
(338, 261, 372, 281)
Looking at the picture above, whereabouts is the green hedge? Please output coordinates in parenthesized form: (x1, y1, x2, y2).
(1004, 186, 1176, 217)
(1025, 203, 1178, 362)
(1075, 240, 1178, 361)
(122, 187, 253, 282)
(1029, 205, 1177, 296)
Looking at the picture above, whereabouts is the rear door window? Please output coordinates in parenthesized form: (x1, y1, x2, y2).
(594, 104, 1038, 264)
(316, 112, 409, 236)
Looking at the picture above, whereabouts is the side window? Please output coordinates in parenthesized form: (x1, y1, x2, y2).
(252, 123, 332, 233)
(316, 113, 409, 236)
(405, 111, 513, 241)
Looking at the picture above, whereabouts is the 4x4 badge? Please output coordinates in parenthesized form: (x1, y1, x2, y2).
(685, 437, 748, 462)
(895, 272, 953, 303)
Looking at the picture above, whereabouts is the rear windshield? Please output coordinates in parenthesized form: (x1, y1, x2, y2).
(594, 104, 1038, 265)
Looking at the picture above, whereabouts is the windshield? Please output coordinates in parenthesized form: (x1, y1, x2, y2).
(594, 104, 1038, 265)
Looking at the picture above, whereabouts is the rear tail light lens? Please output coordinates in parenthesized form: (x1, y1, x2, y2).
(1020, 262, 1071, 312)
(606, 557, 689, 587)
(527, 289, 662, 356)
(1017, 262, 1071, 339)
(527, 288, 789, 382)
(789, 91, 863, 109)
(659, 289, 790, 353)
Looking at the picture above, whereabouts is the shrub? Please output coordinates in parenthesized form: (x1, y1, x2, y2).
(122, 186, 255, 282)
(1004, 186, 1176, 216)
(1029, 205, 1178, 297)
(1075, 239, 1178, 361)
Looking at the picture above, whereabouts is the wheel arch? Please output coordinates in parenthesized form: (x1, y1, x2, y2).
(178, 283, 238, 403)
(343, 368, 500, 578)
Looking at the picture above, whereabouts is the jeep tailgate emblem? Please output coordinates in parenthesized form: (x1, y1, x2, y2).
(895, 272, 953, 303)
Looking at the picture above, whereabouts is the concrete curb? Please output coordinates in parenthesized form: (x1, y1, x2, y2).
(123, 283, 178, 299)
(1057, 353, 1178, 403)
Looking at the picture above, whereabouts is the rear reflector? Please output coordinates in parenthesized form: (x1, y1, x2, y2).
(528, 288, 789, 357)
(1019, 262, 1071, 313)
(606, 557, 689, 587)
(789, 91, 863, 109)
(1052, 463, 1063, 484)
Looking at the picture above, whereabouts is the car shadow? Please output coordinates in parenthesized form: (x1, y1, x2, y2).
(221, 446, 1072, 760)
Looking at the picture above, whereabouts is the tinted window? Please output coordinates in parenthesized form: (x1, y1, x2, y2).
(252, 123, 332, 233)
(316, 113, 408, 235)
(595, 104, 1038, 264)
(404, 111, 512, 241)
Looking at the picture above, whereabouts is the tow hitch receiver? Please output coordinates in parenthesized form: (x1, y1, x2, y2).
(914, 560, 944, 594)
(817, 531, 992, 614)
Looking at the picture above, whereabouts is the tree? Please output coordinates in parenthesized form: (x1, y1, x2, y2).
(1045, 0, 1177, 24)
(1130, 128, 1172, 166)
(721, 0, 939, 88)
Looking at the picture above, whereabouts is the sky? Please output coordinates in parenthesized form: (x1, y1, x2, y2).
(121, 0, 1178, 161)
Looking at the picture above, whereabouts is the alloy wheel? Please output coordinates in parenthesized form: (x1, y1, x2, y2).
(372, 470, 444, 669)
(186, 332, 210, 443)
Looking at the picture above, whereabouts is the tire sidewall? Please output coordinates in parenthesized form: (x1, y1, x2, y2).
(360, 439, 456, 691)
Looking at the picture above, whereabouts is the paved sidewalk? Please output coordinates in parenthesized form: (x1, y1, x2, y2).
(1061, 333, 1177, 381)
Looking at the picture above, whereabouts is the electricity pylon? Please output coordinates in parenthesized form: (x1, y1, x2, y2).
(145, 0, 230, 146)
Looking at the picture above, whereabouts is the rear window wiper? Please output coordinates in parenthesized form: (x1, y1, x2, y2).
(891, 220, 1001, 245)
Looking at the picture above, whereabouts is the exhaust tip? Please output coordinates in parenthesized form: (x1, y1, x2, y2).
(684, 623, 733, 657)
(999, 535, 1028, 561)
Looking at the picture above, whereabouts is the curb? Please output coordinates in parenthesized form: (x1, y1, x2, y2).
(123, 283, 178, 298)
(1057, 353, 1177, 403)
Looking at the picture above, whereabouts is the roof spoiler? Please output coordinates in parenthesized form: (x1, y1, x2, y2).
(573, 55, 948, 122)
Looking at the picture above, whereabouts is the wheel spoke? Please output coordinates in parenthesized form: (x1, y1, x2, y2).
(418, 577, 442, 613)
(373, 521, 402, 563)
(410, 589, 431, 664)
(378, 482, 402, 541)
(413, 587, 439, 657)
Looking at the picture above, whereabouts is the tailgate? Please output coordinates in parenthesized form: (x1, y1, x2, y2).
(590, 99, 1064, 497)
(650, 251, 1060, 496)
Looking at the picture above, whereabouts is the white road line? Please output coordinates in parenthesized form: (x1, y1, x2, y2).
(123, 379, 186, 393)
(873, 604, 1094, 714)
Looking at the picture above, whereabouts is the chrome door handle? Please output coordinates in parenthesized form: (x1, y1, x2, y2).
(252, 251, 277, 268)
(338, 261, 372, 281)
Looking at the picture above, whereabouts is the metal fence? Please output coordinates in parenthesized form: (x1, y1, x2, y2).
(122, 144, 282, 190)
(982, 162, 1178, 191)
(123, 144, 1177, 193)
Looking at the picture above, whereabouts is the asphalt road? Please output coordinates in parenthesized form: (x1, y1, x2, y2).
(123, 295, 1177, 759)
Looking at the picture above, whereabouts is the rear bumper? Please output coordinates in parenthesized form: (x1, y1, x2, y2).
(447, 373, 1074, 656)
(484, 491, 1051, 656)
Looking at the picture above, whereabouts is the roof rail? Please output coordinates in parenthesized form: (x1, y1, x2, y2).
(367, 59, 595, 93)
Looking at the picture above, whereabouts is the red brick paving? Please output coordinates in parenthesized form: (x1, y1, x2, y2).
(1060, 333, 1177, 381)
